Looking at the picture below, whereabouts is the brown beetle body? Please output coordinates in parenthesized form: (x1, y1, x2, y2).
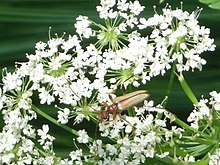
(100, 90, 149, 120)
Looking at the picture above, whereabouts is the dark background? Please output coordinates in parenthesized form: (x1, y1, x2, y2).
(0, 0, 220, 157)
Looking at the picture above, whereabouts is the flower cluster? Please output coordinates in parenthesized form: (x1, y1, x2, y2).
(93, 106, 170, 164)
(0, 0, 218, 164)
(0, 70, 56, 164)
(75, 0, 144, 50)
(139, 4, 215, 73)
(188, 91, 220, 130)
(74, 1, 215, 90)
(60, 103, 176, 164)
(170, 91, 220, 164)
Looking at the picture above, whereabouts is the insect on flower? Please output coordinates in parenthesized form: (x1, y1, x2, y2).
(67, 79, 149, 122)
(99, 90, 150, 121)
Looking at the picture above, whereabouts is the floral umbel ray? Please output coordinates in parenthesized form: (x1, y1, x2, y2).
(0, 0, 218, 164)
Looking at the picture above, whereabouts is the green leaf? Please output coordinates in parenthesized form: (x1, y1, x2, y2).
(199, 0, 220, 10)
(213, 119, 220, 127)
(199, 0, 219, 3)
(188, 159, 209, 165)
(177, 73, 198, 105)
(159, 0, 165, 4)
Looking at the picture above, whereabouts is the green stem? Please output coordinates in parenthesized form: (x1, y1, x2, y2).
(175, 117, 210, 139)
(175, 117, 198, 132)
(32, 105, 93, 143)
(177, 72, 198, 105)
(162, 61, 177, 107)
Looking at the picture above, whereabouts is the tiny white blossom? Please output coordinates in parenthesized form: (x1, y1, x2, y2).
(156, 152, 169, 158)
(117, 0, 129, 12)
(96, 0, 116, 19)
(48, 38, 64, 49)
(38, 87, 55, 105)
(35, 41, 47, 51)
(29, 63, 45, 83)
(129, 1, 144, 15)
(106, 144, 117, 155)
(75, 15, 93, 38)
(37, 124, 49, 140)
(61, 35, 81, 51)
(2, 71, 22, 92)
(57, 108, 70, 124)
(1, 153, 15, 164)
(210, 91, 220, 111)
(77, 129, 89, 144)
(48, 57, 62, 70)
(184, 155, 195, 162)
(69, 149, 83, 161)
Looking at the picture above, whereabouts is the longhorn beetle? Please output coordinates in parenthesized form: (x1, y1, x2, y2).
(99, 90, 150, 121)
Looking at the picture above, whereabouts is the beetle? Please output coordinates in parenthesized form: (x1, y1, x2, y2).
(67, 79, 149, 121)
(99, 90, 150, 121)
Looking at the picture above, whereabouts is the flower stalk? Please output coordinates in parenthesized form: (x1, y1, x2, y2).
(32, 105, 93, 143)
(163, 61, 177, 107)
(177, 72, 198, 105)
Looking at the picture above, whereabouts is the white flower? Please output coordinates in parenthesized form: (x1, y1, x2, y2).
(96, 0, 116, 19)
(74, 113, 85, 124)
(59, 159, 73, 165)
(2, 71, 22, 92)
(23, 124, 36, 138)
(48, 57, 62, 70)
(37, 124, 49, 140)
(0, 1, 217, 164)
(117, 0, 129, 12)
(48, 38, 64, 49)
(139, 4, 215, 73)
(0, 87, 5, 110)
(61, 35, 81, 52)
(57, 108, 70, 124)
(20, 139, 34, 153)
(210, 91, 220, 111)
(29, 63, 45, 83)
(184, 155, 195, 162)
(187, 93, 217, 129)
(106, 144, 117, 155)
(38, 156, 55, 165)
(77, 129, 89, 144)
(1, 153, 15, 164)
(157, 152, 169, 158)
(138, 18, 148, 29)
(69, 149, 83, 161)
(129, 1, 144, 15)
(35, 41, 47, 51)
(18, 96, 31, 110)
(37, 124, 55, 147)
(75, 15, 93, 38)
(38, 87, 55, 105)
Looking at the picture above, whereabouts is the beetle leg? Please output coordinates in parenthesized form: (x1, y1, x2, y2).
(102, 101, 109, 107)
(102, 112, 118, 125)
(118, 114, 133, 127)
(112, 111, 117, 120)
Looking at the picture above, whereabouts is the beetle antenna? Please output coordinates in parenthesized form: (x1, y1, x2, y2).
(121, 84, 126, 95)
(121, 75, 134, 90)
